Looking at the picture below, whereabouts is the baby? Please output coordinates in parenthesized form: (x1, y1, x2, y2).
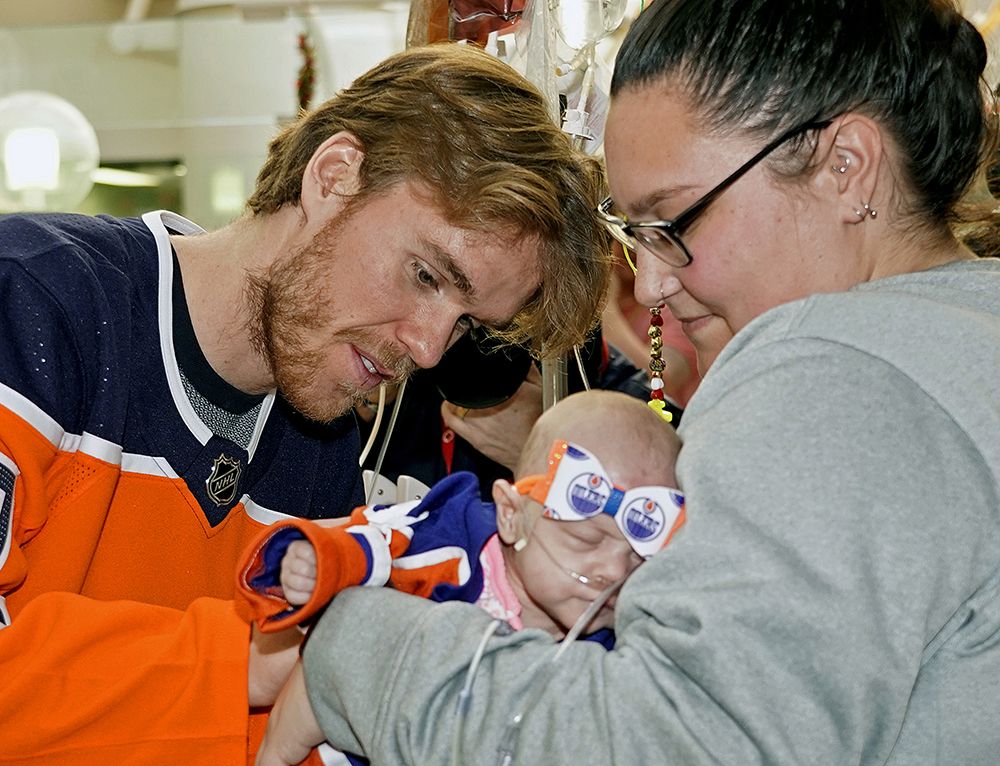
(237, 390, 684, 642)
(239, 389, 685, 766)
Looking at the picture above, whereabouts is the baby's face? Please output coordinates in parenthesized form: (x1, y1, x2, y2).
(516, 512, 644, 637)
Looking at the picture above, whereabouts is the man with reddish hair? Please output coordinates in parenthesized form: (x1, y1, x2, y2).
(0, 44, 608, 765)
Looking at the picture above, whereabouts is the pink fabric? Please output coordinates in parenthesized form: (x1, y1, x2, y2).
(475, 534, 523, 630)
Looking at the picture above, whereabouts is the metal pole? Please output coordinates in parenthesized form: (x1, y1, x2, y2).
(540, 355, 568, 411)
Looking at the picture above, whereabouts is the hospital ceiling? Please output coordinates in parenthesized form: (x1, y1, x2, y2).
(3, 0, 1000, 84)
(2, 0, 1000, 26)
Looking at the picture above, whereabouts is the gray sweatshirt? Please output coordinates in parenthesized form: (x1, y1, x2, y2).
(303, 259, 1000, 765)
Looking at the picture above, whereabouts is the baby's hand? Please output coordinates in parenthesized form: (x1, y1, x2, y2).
(280, 540, 317, 605)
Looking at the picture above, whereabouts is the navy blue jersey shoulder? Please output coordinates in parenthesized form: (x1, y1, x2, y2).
(0, 213, 149, 435)
(0, 212, 363, 521)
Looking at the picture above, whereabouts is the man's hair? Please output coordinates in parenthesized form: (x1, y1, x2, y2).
(247, 43, 612, 356)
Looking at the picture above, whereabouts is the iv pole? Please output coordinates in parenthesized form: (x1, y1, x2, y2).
(540, 41, 597, 410)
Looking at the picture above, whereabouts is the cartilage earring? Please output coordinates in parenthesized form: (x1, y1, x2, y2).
(854, 203, 877, 221)
(647, 307, 672, 423)
(832, 157, 850, 174)
(513, 537, 528, 552)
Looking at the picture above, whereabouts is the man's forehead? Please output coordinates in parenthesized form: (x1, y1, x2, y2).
(452, 228, 542, 323)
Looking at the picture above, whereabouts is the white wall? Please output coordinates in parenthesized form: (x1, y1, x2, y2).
(0, 5, 408, 226)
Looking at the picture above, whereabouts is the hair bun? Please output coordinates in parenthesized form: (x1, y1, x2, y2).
(952, 13, 988, 78)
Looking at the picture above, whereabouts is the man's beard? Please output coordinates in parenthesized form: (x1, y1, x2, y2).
(244, 218, 413, 423)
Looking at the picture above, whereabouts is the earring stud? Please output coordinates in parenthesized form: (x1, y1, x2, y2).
(832, 157, 850, 174)
(513, 537, 528, 552)
(854, 203, 877, 220)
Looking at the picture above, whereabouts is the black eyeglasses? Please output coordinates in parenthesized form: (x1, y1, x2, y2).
(598, 119, 831, 269)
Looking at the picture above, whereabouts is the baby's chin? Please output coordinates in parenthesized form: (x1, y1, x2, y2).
(564, 610, 615, 636)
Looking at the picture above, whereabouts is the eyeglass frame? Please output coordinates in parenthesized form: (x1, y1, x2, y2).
(597, 118, 833, 270)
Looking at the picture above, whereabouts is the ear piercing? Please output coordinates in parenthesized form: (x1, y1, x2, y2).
(513, 537, 528, 552)
(854, 202, 878, 219)
(835, 158, 877, 220)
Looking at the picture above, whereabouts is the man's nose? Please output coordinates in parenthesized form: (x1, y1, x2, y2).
(396, 311, 459, 369)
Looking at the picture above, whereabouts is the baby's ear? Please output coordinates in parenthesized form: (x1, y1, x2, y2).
(492, 479, 522, 544)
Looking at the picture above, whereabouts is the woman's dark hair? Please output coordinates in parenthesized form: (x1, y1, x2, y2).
(612, 0, 996, 227)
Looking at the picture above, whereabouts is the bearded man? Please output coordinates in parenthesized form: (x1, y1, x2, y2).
(0, 44, 608, 765)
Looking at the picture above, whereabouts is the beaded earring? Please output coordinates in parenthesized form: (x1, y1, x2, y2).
(647, 307, 672, 423)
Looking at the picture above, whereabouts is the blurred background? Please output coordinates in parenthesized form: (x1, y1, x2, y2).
(0, 0, 414, 226)
(0, 0, 998, 227)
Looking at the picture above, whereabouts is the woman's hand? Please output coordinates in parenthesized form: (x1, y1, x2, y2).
(248, 624, 303, 708)
(441, 365, 544, 471)
(255, 662, 325, 766)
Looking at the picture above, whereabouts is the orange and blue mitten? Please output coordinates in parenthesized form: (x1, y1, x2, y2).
(235, 500, 425, 632)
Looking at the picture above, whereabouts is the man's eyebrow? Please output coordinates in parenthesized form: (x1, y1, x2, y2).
(421, 238, 477, 301)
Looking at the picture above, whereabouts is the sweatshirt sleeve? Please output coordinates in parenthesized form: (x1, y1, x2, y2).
(0, 593, 251, 765)
(299, 340, 998, 765)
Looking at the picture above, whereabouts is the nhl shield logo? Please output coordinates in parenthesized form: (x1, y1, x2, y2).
(206, 453, 242, 507)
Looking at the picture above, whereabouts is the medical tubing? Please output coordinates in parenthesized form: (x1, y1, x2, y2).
(365, 377, 408, 505)
(558, 575, 625, 651)
(572, 345, 591, 391)
(577, 47, 596, 121)
(452, 618, 507, 765)
(493, 576, 627, 766)
(358, 383, 387, 467)
(554, 47, 590, 77)
(570, 44, 597, 152)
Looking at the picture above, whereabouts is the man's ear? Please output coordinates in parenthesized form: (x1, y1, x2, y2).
(300, 131, 364, 224)
(492, 479, 524, 545)
(812, 112, 885, 224)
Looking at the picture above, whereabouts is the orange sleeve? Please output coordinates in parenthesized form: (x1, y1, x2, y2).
(0, 592, 251, 766)
(235, 516, 380, 633)
(236, 508, 426, 633)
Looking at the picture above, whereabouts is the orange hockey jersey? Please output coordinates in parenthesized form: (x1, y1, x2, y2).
(0, 211, 363, 765)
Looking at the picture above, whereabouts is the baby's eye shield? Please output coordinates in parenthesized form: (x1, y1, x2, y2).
(515, 440, 686, 559)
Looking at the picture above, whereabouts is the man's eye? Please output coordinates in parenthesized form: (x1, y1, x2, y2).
(415, 264, 438, 288)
